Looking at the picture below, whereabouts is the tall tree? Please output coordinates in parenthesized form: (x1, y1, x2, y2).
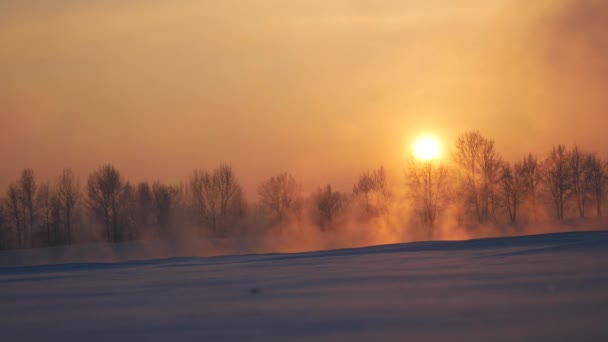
(312, 185, 346, 231)
(257, 172, 299, 223)
(569, 146, 589, 218)
(0, 201, 6, 249)
(152, 182, 173, 236)
(87, 164, 127, 242)
(453, 131, 502, 223)
(134, 182, 153, 237)
(36, 182, 53, 246)
(500, 162, 525, 224)
(119, 182, 136, 240)
(407, 159, 449, 229)
(543, 145, 570, 221)
(50, 195, 63, 245)
(480, 139, 502, 221)
(19, 169, 37, 245)
(353, 166, 392, 217)
(521, 153, 543, 221)
(57, 169, 80, 244)
(190, 164, 245, 236)
(6, 183, 24, 247)
(584, 153, 607, 216)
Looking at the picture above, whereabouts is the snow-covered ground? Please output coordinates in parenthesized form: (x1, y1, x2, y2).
(1, 231, 608, 341)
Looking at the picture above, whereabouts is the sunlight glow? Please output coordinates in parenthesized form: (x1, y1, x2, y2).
(413, 136, 441, 161)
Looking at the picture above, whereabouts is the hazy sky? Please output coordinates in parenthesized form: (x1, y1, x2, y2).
(1, 0, 607, 195)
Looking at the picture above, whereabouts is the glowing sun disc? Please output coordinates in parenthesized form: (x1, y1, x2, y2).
(414, 136, 441, 161)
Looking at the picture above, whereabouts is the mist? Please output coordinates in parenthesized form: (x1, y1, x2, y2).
(2, 129, 608, 267)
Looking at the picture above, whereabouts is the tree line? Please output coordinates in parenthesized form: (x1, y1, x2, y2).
(408, 131, 607, 234)
(1, 130, 607, 250)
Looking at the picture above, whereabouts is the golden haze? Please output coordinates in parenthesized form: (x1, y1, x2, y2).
(1, 0, 607, 194)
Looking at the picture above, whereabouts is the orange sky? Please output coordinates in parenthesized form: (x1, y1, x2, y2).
(1, 0, 607, 195)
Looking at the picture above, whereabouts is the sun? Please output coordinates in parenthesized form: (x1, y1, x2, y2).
(413, 136, 441, 161)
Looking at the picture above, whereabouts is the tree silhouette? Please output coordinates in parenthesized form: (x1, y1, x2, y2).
(257, 172, 299, 223)
(119, 182, 136, 240)
(584, 153, 607, 217)
(0, 202, 5, 249)
(543, 145, 570, 221)
(454, 131, 502, 223)
(3, 128, 608, 249)
(6, 183, 24, 247)
(500, 162, 525, 224)
(37, 182, 53, 246)
(152, 182, 173, 235)
(87, 164, 127, 242)
(353, 166, 392, 218)
(18, 169, 37, 245)
(50, 194, 62, 246)
(57, 168, 80, 244)
(521, 154, 543, 221)
(190, 164, 245, 236)
(133, 182, 153, 237)
(568, 146, 590, 218)
(407, 159, 449, 229)
(312, 185, 346, 230)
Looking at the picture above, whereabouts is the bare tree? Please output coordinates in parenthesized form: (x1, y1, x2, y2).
(543, 145, 570, 221)
(500, 162, 525, 224)
(6, 183, 24, 247)
(18, 169, 37, 245)
(152, 182, 173, 235)
(134, 182, 153, 237)
(353, 166, 392, 217)
(453, 131, 502, 223)
(312, 185, 346, 230)
(190, 164, 245, 236)
(454, 131, 483, 223)
(407, 159, 449, 229)
(37, 182, 53, 246)
(521, 153, 543, 221)
(480, 136, 502, 222)
(87, 164, 127, 242)
(569, 146, 590, 218)
(119, 182, 137, 240)
(57, 168, 80, 244)
(257, 172, 299, 222)
(0, 201, 6, 249)
(584, 153, 607, 216)
(50, 195, 63, 245)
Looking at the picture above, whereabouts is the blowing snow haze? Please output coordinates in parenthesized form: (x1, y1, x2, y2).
(1, 0, 608, 193)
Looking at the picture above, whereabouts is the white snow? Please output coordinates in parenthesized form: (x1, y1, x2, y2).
(1, 231, 608, 341)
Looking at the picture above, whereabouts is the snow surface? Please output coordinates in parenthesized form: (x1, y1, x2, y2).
(1, 231, 608, 341)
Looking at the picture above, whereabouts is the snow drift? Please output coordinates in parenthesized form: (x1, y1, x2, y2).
(1, 230, 608, 341)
